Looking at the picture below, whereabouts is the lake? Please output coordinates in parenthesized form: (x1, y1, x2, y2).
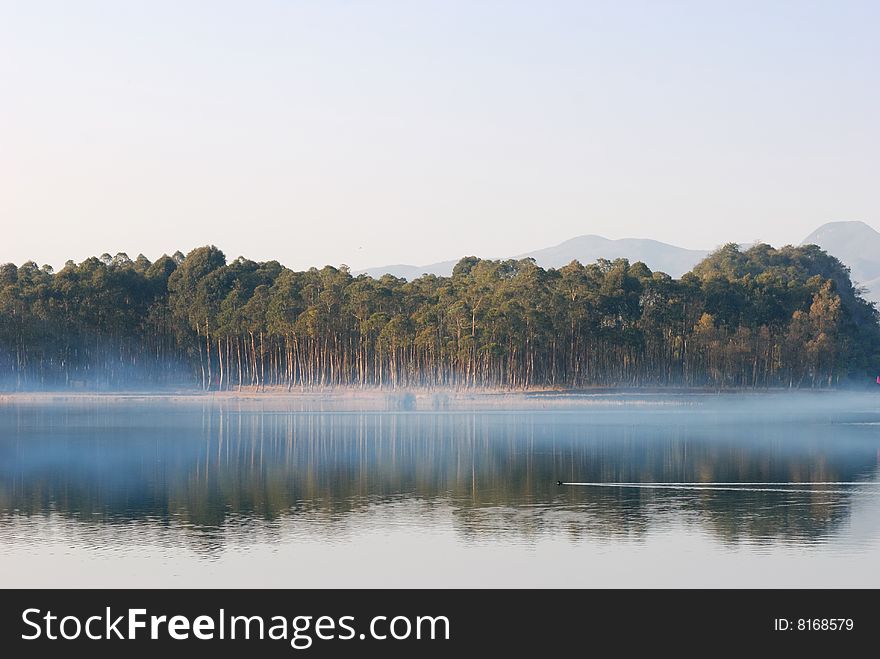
(1, 391, 879, 587)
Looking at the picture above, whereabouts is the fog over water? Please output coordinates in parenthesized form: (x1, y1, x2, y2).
(1, 391, 879, 587)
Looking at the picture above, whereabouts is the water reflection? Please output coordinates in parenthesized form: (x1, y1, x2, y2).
(1, 397, 879, 557)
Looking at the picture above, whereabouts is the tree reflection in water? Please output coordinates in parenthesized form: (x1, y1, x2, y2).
(0, 396, 878, 554)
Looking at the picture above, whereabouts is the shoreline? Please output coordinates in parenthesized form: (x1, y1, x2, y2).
(0, 385, 852, 398)
(0, 386, 870, 412)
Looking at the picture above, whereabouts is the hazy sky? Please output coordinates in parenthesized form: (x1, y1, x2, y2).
(2, 1, 878, 270)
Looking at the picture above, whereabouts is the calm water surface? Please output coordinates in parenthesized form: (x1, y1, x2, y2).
(1, 392, 879, 587)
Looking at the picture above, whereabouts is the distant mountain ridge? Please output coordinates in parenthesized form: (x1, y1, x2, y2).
(511, 235, 708, 278)
(801, 221, 880, 303)
(359, 260, 461, 280)
(358, 221, 880, 303)
(358, 235, 709, 280)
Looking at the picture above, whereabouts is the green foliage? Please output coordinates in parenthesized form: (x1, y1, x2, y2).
(1, 243, 879, 390)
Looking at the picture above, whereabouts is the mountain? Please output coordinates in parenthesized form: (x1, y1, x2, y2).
(512, 235, 707, 277)
(359, 260, 460, 280)
(358, 235, 708, 280)
(801, 221, 880, 303)
(358, 221, 880, 305)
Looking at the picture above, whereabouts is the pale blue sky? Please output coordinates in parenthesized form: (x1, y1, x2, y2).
(2, 1, 878, 270)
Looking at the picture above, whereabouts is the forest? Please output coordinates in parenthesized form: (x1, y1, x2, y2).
(1, 243, 879, 391)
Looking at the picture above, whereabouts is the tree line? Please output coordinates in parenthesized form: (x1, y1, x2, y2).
(1, 243, 879, 390)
